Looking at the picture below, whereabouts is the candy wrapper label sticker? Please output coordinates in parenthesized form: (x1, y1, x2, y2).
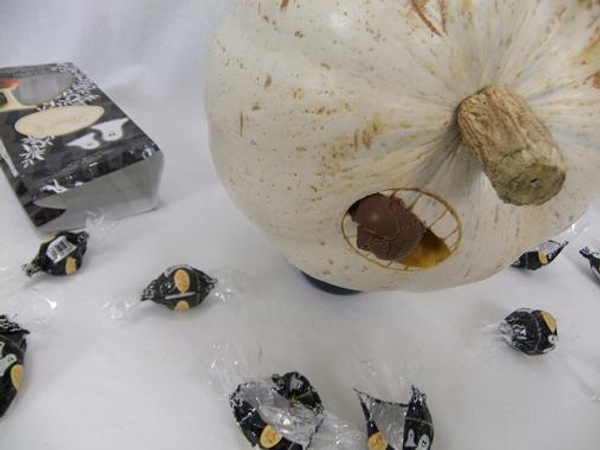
(499, 308, 558, 356)
(141, 264, 217, 311)
(580, 247, 600, 284)
(356, 387, 433, 450)
(0, 316, 29, 418)
(231, 372, 325, 450)
(23, 230, 89, 277)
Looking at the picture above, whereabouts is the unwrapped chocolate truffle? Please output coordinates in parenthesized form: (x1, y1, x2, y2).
(0, 316, 29, 417)
(357, 386, 434, 450)
(512, 240, 568, 271)
(230, 372, 324, 449)
(500, 308, 558, 355)
(141, 264, 217, 311)
(580, 247, 600, 283)
(352, 194, 425, 261)
(23, 231, 89, 277)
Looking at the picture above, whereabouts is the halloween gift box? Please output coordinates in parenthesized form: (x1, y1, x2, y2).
(0, 63, 164, 231)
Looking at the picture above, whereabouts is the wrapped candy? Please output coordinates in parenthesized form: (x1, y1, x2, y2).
(499, 308, 558, 355)
(0, 316, 29, 417)
(23, 231, 89, 277)
(103, 266, 245, 319)
(230, 372, 325, 449)
(141, 264, 218, 311)
(356, 387, 434, 450)
(206, 343, 365, 450)
(511, 240, 568, 271)
(580, 247, 600, 283)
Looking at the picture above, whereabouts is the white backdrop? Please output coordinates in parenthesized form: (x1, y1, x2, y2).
(1, 1, 600, 449)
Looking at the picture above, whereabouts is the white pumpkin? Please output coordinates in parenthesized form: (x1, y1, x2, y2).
(204, 0, 600, 291)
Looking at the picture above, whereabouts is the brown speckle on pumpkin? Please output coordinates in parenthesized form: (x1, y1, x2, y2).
(320, 63, 331, 70)
(461, 0, 475, 23)
(578, 0, 597, 10)
(252, 103, 261, 111)
(264, 75, 272, 88)
(593, 72, 600, 88)
(555, 7, 567, 20)
(280, 0, 290, 10)
(239, 112, 244, 136)
(410, 0, 444, 37)
(293, 88, 305, 100)
(494, 207, 500, 225)
(579, 33, 600, 65)
(295, 31, 305, 38)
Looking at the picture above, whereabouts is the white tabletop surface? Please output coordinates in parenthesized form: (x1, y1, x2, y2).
(1, 2, 600, 449)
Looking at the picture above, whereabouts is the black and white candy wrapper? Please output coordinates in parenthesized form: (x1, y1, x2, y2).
(580, 247, 600, 284)
(230, 372, 325, 449)
(356, 387, 433, 450)
(499, 308, 558, 356)
(20, 210, 118, 279)
(512, 240, 568, 271)
(141, 264, 217, 311)
(512, 221, 592, 271)
(0, 316, 29, 417)
(23, 230, 89, 277)
(206, 343, 366, 450)
(103, 266, 246, 319)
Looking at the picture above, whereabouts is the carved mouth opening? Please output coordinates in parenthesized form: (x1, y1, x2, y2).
(342, 189, 462, 271)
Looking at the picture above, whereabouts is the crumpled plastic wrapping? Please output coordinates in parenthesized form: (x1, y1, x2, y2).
(356, 387, 433, 450)
(0, 268, 58, 327)
(0, 263, 58, 418)
(230, 372, 325, 449)
(103, 267, 246, 319)
(206, 343, 433, 450)
(206, 342, 366, 449)
(349, 358, 434, 450)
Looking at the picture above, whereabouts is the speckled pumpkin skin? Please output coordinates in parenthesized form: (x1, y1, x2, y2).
(205, 0, 600, 291)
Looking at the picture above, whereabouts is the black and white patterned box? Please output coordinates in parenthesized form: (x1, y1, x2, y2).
(0, 62, 164, 230)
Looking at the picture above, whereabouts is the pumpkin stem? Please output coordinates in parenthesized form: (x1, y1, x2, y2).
(457, 85, 565, 206)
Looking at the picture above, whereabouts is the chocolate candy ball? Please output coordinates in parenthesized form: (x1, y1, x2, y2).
(352, 194, 425, 261)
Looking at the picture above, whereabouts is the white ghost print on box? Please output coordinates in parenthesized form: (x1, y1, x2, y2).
(92, 118, 129, 142)
(67, 133, 101, 150)
(66, 117, 129, 150)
